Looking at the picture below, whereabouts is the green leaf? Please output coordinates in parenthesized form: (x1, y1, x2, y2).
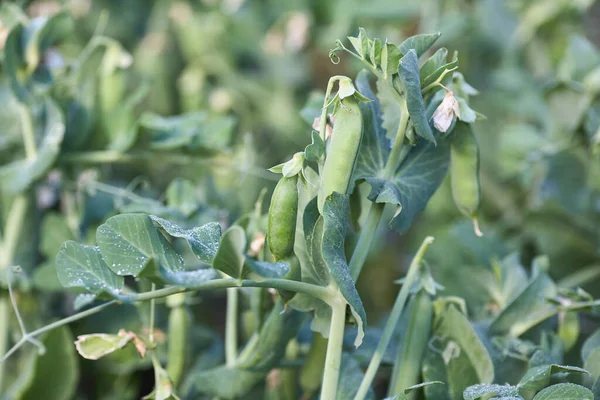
(384, 43, 403, 76)
(212, 226, 246, 279)
(582, 329, 600, 362)
(517, 364, 590, 392)
(305, 130, 325, 161)
(584, 347, 600, 381)
(376, 77, 402, 141)
(165, 178, 199, 217)
(56, 241, 124, 296)
(319, 193, 366, 347)
(96, 213, 186, 278)
(365, 137, 451, 233)
(11, 327, 79, 400)
(150, 216, 221, 264)
(139, 112, 235, 154)
(421, 56, 459, 93)
(194, 366, 264, 399)
(463, 384, 520, 400)
(532, 383, 593, 400)
(420, 48, 449, 82)
(337, 354, 375, 400)
(398, 33, 441, 58)
(435, 303, 494, 386)
(74, 332, 140, 360)
(399, 50, 435, 143)
(353, 71, 450, 233)
(0, 98, 65, 194)
(490, 261, 557, 337)
(237, 299, 305, 369)
(355, 70, 391, 177)
(244, 257, 290, 279)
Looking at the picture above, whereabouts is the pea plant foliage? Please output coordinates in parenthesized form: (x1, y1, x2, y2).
(1, 5, 600, 400)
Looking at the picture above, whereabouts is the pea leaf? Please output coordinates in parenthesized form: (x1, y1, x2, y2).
(581, 329, 600, 362)
(353, 71, 451, 234)
(56, 241, 124, 296)
(165, 178, 199, 217)
(399, 50, 436, 144)
(0, 98, 65, 194)
(96, 213, 186, 278)
(244, 257, 290, 279)
(532, 383, 593, 400)
(6, 327, 78, 400)
(212, 225, 246, 279)
(150, 216, 221, 264)
(237, 299, 305, 369)
(398, 33, 441, 58)
(463, 384, 520, 400)
(490, 259, 557, 337)
(517, 364, 590, 392)
(318, 193, 366, 347)
(139, 111, 235, 154)
(420, 48, 449, 82)
(337, 354, 375, 400)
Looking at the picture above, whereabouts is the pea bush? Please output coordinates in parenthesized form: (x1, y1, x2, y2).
(0, 1, 600, 400)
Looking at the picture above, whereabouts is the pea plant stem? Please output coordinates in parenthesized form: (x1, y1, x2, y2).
(353, 237, 434, 400)
(319, 297, 347, 400)
(225, 287, 239, 367)
(59, 151, 278, 181)
(349, 98, 409, 280)
(0, 195, 30, 392)
(0, 279, 331, 364)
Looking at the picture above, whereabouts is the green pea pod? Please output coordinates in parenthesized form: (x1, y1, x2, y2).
(300, 333, 328, 396)
(318, 96, 363, 212)
(450, 122, 482, 236)
(388, 290, 433, 398)
(268, 176, 299, 260)
(167, 305, 191, 387)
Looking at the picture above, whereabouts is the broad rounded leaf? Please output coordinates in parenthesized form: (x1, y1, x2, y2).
(150, 216, 221, 264)
(212, 226, 246, 279)
(532, 383, 593, 400)
(56, 241, 124, 296)
(96, 213, 185, 278)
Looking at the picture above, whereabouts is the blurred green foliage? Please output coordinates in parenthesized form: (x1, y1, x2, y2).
(0, 0, 599, 399)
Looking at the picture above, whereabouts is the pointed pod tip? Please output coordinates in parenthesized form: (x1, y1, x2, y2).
(473, 218, 483, 237)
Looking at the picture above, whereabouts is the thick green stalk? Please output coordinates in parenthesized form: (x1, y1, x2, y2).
(320, 297, 347, 400)
(353, 237, 434, 400)
(225, 287, 238, 367)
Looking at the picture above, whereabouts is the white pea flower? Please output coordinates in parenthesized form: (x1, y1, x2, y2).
(432, 90, 460, 133)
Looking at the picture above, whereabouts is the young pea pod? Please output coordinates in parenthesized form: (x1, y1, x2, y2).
(388, 290, 433, 399)
(300, 333, 328, 396)
(450, 122, 482, 236)
(267, 176, 299, 260)
(318, 96, 363, 212)
(166, 294, 191, 387)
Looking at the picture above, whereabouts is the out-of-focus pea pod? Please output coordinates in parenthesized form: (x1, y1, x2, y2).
(166, 293, 190, 387)
(317, 95, 363, 213)
(388, 290, 434, 399)
(450, 122, 482, 236)
(267, 176, 299, 260)
(300, 333, 328, 396)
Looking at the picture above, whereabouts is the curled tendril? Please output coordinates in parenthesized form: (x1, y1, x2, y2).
(329, 49, 340, 64)
(328, 39, 346, 64)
